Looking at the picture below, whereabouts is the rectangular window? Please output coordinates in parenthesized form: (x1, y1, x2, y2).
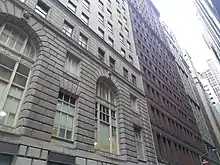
(62, 21, 73, 37)
(127, 41, 131, 50)
(123, 17, 127, 25)
(81, 13, 89, 25)
(130, 94, 137, 110)
(122, 7, 126, 14)
(125, 28, 129, 37)
(132, 74, 136, 86)
(35, 0, 50, 18)
(108, 37, 114, 47)
(118, 21, 122, 30)
(98, 0, 104, 10)
(79, 33, 88, 48)
(98, 48, 105, 62)
(107, 9, 112, 19)
(98, 13, 104, 25)
(95, 101, 118, 154)
(119, 34, 124, 43)
(109, 56, 115, 70)
(65, 53, 80, 75)
(52, 91, 76, 140)
(117, 10, 121, 17)
(98, 27, 104, 39)
(123, 67, 128, 80)
(107, 22, 113, 33)
(116, 0, 119, 7)
(0, 54, 30, 127)
(129, 55, 133, 64)
(83, 0, 90, 11)
(134, 127, 144, 159)
(107, 0, 111, 7)
(67, 0, 76, 13)
(121, 48, 125, 57)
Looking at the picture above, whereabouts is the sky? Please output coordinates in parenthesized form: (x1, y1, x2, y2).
(152, 0, 217, 72)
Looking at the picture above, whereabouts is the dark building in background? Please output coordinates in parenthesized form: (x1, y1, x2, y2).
(128, 0, 205, 165)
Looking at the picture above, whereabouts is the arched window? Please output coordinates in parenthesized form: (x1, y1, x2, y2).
(0, 24, 35, 58)
(94, 80, 118, 154)
(0, 24, 35, 127)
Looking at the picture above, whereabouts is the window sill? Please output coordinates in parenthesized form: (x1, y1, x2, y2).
(0, 125, 18, 135)
(138, 158, 147, 163)
(52, 135, 75, 144)
(63, 70, 80, 80)
(96, 150, 123, 160)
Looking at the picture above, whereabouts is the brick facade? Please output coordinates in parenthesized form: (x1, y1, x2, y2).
(0, 0, 157, 165)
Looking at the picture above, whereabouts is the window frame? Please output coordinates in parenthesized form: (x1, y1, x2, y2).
(65, 52, 81, 76)
(119, 34, 124, 44)
(109, 56, 115, 70)
(52, 90, 77, 141)
(120, 48, 125, 57)
(81, 12, 89, 25)
(98, 13, 104, 25)
(35, 0, 50, 18)
(98, 27, 104, 39)
(132, 74, 137, 86)
(62, 21, 73, 37)
(107, 9, 112, 19)
(67, 0, 76, 13)
(98, 47, 105, 62)
(108, 37, 114, 47)
(127, 41, 131, 50)
(82, 0, 90, 11)
(118, 21, 122, 30)
(107, 22, 113, 34)
(78, 33, 88, 49)
(123, 67, 128, 80)
(98, 0, 104, 10)
(134, 126, 145, 160)
(95, 81, 119, 154)
(0, 24, 34, 128)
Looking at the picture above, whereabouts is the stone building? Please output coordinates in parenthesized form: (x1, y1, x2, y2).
(0, 0, 157, 165)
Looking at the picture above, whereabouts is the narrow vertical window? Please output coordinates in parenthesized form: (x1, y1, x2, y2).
(52, 91, 76, 140)
(123, 67, 128, 80)
(81, 13, 89, 25)
(95, 81, 118, 154)
(109, 56, 115, 70)
(83, 0, 90, 11)
(67, 0, 76, 13)
(79, 33, 88, 48)
(134, 127, 144, 159)
(35, 0, 50, 18)
(62, 21, 73, 37)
